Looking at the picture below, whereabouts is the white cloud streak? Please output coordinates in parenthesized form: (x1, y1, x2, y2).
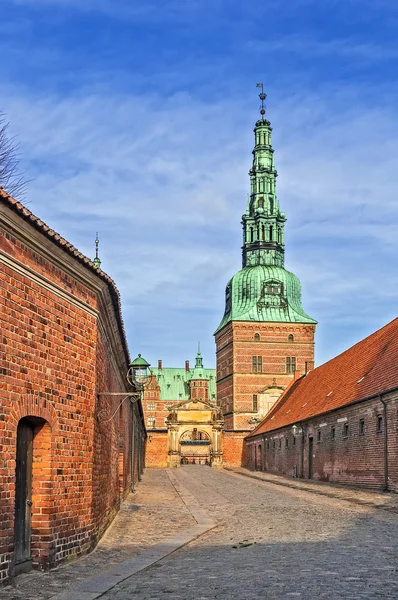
(3, 83, 398, 366)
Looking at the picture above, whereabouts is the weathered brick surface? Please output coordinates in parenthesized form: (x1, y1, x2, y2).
(215, 321, 315, 430)
(222, 432, 248, 467)
(0, 205, 144, 584)
(246, 393, 398, 491)
(145, 432, 169, 467)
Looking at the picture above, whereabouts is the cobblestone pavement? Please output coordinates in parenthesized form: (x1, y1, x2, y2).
(0, 470, 195, 600)
(101, 466, 398, 600)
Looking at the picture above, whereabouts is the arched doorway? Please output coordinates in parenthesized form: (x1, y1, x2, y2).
(179, 429, 211, 465)
(14, 417, 53, 574)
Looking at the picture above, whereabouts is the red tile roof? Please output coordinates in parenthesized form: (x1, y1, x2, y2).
(0, 187, 130, 365)
(248, 317, 398, 437)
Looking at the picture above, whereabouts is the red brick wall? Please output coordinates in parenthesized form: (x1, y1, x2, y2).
(145, 432, 169, 467)
(0, 214, 137, 583)
(223, 431, 248, 467)
(216, 321, 315, 430)
(245, 392, 398, 492)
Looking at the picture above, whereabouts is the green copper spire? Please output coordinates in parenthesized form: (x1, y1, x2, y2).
(93, 232, 101, 268)
(195, 343, 203, 368)
(215, 87, 316, 334)
(242, 84, 285, 269)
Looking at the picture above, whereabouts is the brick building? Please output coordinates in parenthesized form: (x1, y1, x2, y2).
(0, 189, 146, 583)
(245, 318, 398, 492)
(143, 349, 219, 467)
(215, 90, 316, 449)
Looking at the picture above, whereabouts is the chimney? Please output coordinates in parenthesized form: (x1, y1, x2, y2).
(158, 359, 162, 370)
(185, 360, 190, 372)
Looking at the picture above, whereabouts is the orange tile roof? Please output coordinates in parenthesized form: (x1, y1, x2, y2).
(248, 317, 398, 437)
(0, 187, 130, 365)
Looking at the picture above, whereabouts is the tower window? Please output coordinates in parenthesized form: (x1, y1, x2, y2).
(258, 198, 264, 209)
(252, 356, 262, 373)
(254, 333, 260, 341)
(286, 357, 296, 374)
(252, 394, 258, 412)
(269, 225, 273, 241)
(288, 334, 294, 342)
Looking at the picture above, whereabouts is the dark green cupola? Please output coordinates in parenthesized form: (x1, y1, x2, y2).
(215, 87, 316, 333)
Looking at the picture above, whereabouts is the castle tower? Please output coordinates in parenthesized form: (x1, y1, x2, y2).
(189, 345, 210, 403)
(214, 87, 317, 430)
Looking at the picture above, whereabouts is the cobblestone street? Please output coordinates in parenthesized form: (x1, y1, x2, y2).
(103, 467, 398, 600)
(2, 466, 398, 599)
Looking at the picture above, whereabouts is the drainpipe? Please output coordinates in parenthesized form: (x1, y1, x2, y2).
(300, 422, 305, 479)
(379, 395, 389, 492)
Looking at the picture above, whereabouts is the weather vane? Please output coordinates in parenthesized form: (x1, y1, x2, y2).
(93, 232, 101, 268)
(256, 82, 267, 116)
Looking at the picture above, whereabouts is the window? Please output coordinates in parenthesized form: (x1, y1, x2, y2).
(317, 430, 321, 442)
(147, 416, 156, 428)
(267, 441, 270, 450)
(258, 198, 264, 209)
(273, 440, 276, 449)
(288, 334, 294, 342)
(252, 356, 262, 373)
(148, 403, 155, 411)
(285, 438, 289, 448)
(331, 426, 335, 440)
(377, 415, 383, 433)
(279, 439, 282, 448)
(254, 333, 260, 341)
(343, 423, 349, 437)
(252, 394, 258, 412)
(293, 436, 296, 446)
(359, 419, 365, 436)
(286, 357, 297, 374)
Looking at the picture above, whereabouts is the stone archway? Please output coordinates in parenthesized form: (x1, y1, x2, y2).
(179, 429, 211, 465)
(166, 400, 224, 468)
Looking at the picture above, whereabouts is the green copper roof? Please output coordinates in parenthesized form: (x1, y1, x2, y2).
(215, 91, 316, 334)
(215, 265, 317, 334)
(151, 367, 216, 402)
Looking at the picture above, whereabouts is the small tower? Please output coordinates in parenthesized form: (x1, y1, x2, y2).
(214, 87, 317, 430)
(189, 344, 209, 403)
(93, 232, 101, 268)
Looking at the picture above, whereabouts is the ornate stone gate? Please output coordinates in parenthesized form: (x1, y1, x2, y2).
(166, 399, 224, 468)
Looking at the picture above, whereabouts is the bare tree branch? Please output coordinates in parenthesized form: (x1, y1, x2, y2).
(0, 111, 28, 200)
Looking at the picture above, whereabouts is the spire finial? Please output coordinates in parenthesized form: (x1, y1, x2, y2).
(195, 342, 203, 368)
(93, 232, 101, 268)
(256, 82, 267, 116)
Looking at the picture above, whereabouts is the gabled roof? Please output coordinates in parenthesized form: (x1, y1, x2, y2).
(0, 187, 130, 366)
(248, 317, 398, 437)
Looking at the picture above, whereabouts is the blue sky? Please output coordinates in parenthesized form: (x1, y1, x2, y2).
(2, 0, 398, 369)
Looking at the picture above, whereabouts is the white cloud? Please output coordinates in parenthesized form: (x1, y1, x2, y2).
(3, 83, 398, 366)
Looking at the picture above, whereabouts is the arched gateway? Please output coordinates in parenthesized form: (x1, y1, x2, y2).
(166, 399, 224, 468)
